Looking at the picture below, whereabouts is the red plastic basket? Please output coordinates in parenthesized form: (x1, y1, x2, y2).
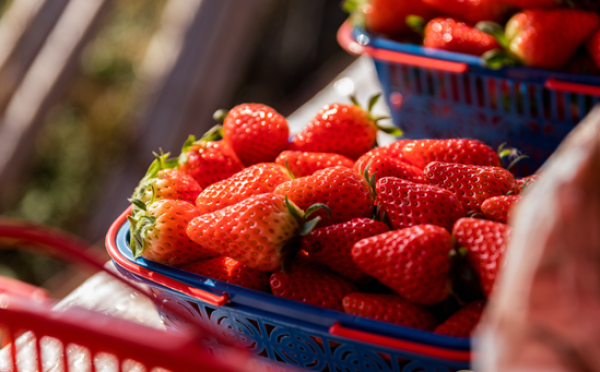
(0, 218, 288, 372)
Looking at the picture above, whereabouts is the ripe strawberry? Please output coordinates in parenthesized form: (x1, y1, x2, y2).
(401, 139, 500, 169)
(128, 199, 217, 266)
(288, 95, 402, 160)
(302, 218, 389, 283)
(517, 174, 540, 193)
(179, 256, 270, 291)
(195, 163, 291, 215)
(343, 293, 436, 330)
(424, 162, 517, 214)
(274, 166, 375, 227)
(453, 218, 511, 297)
(587, 29, 600, 70)
(434, 300, 486, 337)
(270, 261, 356, 311)
(504, 9, 600, 69)
(221, 104, 289, 166)
(354, 152, 424, 184)
(275, 151, 354, 178)
(352, 225, 454, 305)
(178, 136, 244, 189)
(421, 0, 508, 24)
(132, 153, 202, 206)
(481, 195, 521, 223)
(345, 0, 438, 37)
(376, 178, 465, 231)
(187, 193, 327, 271)
(423, 18, 500, 56)
(503, 0, 564, 8)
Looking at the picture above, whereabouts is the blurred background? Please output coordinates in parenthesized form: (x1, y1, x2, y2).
(0, 0, 356, 296)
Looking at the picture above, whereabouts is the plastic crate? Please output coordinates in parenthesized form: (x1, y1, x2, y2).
(336, 21, 600, 177)
(107, 208, 472, 372)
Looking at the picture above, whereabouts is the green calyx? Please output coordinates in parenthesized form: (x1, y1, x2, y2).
(284, 195, 331, 237)
(476, 21, 521, 70)
(342, 0, 368, 28)
(178, 124, 224, 166)
(127, 197, 156, 259)
(350, 93, 403, 137)
(283, 160, 296, 179)
(134, 151, 178, 203)
(497, 143, 528, 172)
(406, 15, 425, 37)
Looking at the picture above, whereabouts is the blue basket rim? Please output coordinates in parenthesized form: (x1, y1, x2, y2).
(111, 218, 472, 351)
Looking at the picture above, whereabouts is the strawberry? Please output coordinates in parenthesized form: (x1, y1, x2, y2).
(128, 199, 217, 266)
(481, 195, 521, 223)
(270, 261, 356, 311)
(187, 193, 328, 271)
(424, 162, 517, 214)
(302, 218, 389, 283)
(586, 28, 600, 70)
(275, 151, 354, 178)
(132, 153, 202, 207)
(503, 0, 566, 9)
(354, 152, 424, 184)
(179, 256, 270, 291)
(504, 9, 600, 70)
(343, 293, 436, 330)
(274, 166, 375, 227)
(400, 139, 500, 169)
(517, 174, 540, 193)
(421, 0, 508, 24)
(376, 178, 465, 231)
(195, 163, 291, 215)
(288, 95, 402, 160)
(352, 225, 454, 305)
(221, 104, 289, 167)
(178, 136, 244, 189)
(423, 18, 500, 56)
(453, 218, 512, 297)
(345, 0, 438, 37)
(434, 300, 486, 337)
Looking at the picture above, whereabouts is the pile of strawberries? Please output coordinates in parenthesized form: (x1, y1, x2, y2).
(346, 0, 600, 72)
(127, 96, 538, 338)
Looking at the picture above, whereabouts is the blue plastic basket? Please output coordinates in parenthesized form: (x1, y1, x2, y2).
(107, 209, 472, 372)
(337, 21, 600, 176)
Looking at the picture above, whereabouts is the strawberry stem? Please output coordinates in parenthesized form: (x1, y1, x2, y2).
(283, 159, 296, 179)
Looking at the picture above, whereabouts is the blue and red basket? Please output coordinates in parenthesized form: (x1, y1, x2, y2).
(337, 21, 600, 176)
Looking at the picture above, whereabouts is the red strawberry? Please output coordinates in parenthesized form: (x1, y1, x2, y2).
(354, 152, 424, 184)
(423, 18, 500, 56)
(179, 256, 270, 291)
(343, 293, 436, 330)
(270, 262, 356, 311)
(421, 0, 508, 24)
(481, 195, 521, 223)
(453, 218, 511, 297)
(424, 162, 517, 214)
(401, 139, 500, 169)
(302, 218, 389, 283)
(434, 300, 486, 337)
(195, 163, 291, 215)
(587, 28, 600, 70)
(517, 174, 540, 193)
(274, 166, 375, 227)
(289, 95, 402, 160)
(505, 9, 600, 69)
(128, 199, 217, 266)
(178, 137, 244, 189)
(275, 151, 354, 178)
(352, 225, 453, 305)
(376, 178, 465, 231)
(503, 0, 567, 9)
(222, 104, 289, 167)
(348, 0, 438, 37)
(133, 153, 202, 206)
(187, 193, 326, 271)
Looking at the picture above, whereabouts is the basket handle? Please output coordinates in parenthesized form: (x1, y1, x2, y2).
(106, 206, 230, 307)
(545, 78, 600, 96)
(336, 20, 468, 73)
(328, 322, 472, 362)
(0, 214, 235, 347)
